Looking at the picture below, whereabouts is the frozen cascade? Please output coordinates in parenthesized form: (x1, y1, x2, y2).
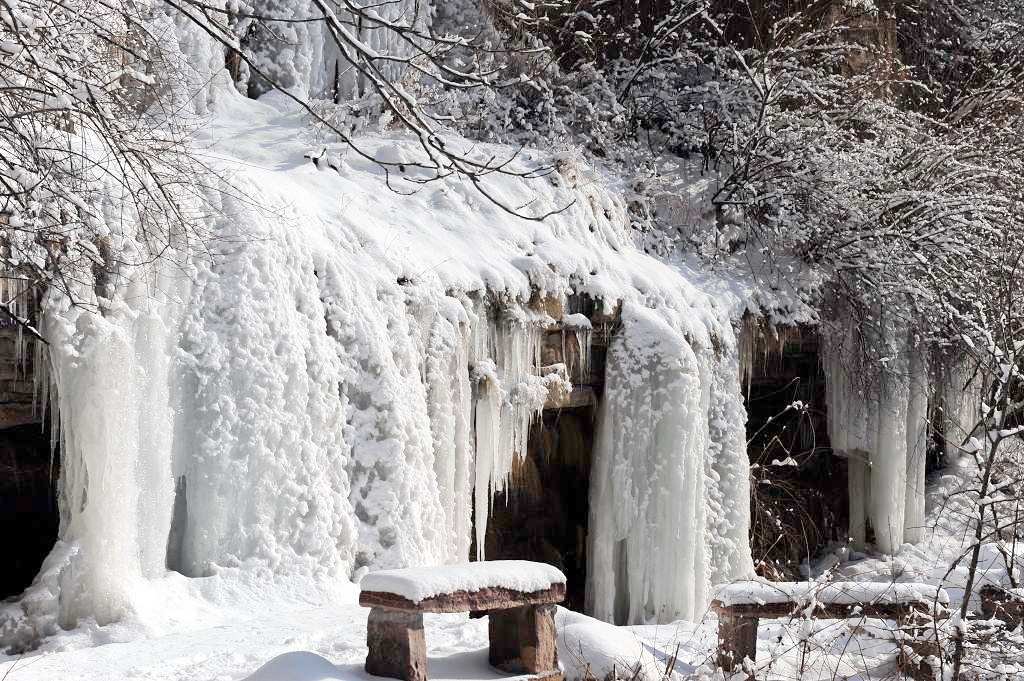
(586, 302, 751, 624)
(245, 0, 429, 100)
(822, 312, 927, 554)
(43, 267, 182, 627)
(415, 293, 475, 562)
(705, 341, 755, 585)
(1, 42, 759, 637)
(939, 359, 984, 460)
(870, 325, 909, 554)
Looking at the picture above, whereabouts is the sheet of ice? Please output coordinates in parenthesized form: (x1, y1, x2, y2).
(586, 303, 725, 624)
(822, 310, 927, 554)
(360, 561, 565, 602)
(714, 580, 950, 609)
(904, 346, 930, 543)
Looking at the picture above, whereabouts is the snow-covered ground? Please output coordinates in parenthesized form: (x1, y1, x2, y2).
(2, 461, 995, 681)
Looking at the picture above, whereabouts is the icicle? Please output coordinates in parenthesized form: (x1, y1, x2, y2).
(422, 297, 475, 562)
(904, 344, 929, 543)
(472, 365, 502, 560)
(469, 306, 547, 560)
(563, 312, 592, 383)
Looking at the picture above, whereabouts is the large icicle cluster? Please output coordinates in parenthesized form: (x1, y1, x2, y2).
(821, 308, 977, 554)
(586, 303, 752, 625)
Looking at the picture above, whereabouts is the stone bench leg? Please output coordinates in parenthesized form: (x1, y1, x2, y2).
(717, 611, 757, 677)
(366, 608, 427, 681)
(488, 604, 558, 674)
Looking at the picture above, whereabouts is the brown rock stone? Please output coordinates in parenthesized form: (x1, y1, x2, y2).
(715, 610, 757, 676)
(980, 585, 1024, 628)
(365, 608, 427, 681)
(488, 604, 558, 675)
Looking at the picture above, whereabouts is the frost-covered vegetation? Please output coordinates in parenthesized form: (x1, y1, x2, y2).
(1, 0, 1023, 680)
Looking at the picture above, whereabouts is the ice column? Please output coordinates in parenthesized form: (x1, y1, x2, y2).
(904, 346, 930, 543)
(824, 313, 929, 553)
(705, 340, 755, 584)
(45, 283, 178, 627)
(870, 330, 909, 554)
(586, 304, 710, 624)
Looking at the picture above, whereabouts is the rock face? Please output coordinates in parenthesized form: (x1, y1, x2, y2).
(0, 323, 39, 429)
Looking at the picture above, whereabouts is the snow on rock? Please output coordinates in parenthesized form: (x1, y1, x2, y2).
(714, 580, 950, 609)
(359, 561, 566, 602)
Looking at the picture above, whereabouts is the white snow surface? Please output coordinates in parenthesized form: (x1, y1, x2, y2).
(359, 561, 565, 603)
(2, 459, 1000, 681)
(714, 580, 950, 609)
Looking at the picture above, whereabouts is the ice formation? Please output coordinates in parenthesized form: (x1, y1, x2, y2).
(2, 12, 757, 643)
(904, 347, 930, 544)
(246, 0, 430, 100)
(822, 310, 934, 554)
(938, 358, 984, 460)
(470, 309, 550, 560)
(586, 303, 752, 625)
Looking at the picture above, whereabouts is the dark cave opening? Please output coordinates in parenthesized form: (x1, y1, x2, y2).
(742, 326, 849, 579)
(0, 422, 59, 600)
(482, 405, 596, 613)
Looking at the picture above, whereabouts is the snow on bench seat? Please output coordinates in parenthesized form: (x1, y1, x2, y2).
(713, 580, 950, 611)
(359, 560, 567, 612)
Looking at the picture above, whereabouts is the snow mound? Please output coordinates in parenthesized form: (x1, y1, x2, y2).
(244, 651, 349, 681)
(360, 561, 565, 602)
(557, 610, 664, 681)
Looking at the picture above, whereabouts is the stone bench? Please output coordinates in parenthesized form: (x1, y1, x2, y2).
(360, 560, 566, 681)
(711, 581, 950, 680)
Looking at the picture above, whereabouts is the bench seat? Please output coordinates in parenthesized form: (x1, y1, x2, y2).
(360, 561, 566, 681)
(711, 580, 950, 680)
